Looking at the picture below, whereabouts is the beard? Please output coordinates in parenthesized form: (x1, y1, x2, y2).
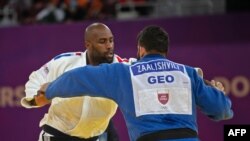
(92, 51, 114, 64)
(99, 55, 113, 64)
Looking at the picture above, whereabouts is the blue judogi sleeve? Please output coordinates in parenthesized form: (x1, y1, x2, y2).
(189, 68, 233, 121)
(46, 63, 125, 102)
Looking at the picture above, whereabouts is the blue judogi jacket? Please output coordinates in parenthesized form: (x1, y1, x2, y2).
(46, 54, 233, 141)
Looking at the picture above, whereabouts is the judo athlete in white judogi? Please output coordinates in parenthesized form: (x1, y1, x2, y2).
(21, 23, 131, 141)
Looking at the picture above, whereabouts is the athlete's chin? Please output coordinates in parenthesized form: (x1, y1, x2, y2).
(100, 56, 113, 64)
(106, 57, 114, 63)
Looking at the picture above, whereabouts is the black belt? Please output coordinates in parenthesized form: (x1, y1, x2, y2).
(137, 128, 198, 141)
(42, 125, 98, 141)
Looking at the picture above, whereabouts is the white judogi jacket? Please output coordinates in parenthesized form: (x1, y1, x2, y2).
(21, 51, 130, 138)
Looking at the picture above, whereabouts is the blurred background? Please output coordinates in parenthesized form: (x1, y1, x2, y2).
(1, 0, 250, 27)
(1, 0, 250, 141)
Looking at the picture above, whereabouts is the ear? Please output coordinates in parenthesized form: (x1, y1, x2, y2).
(140, 46, 146, 56)
(85, 41, 90, 49)
(138, 45, 146, 58)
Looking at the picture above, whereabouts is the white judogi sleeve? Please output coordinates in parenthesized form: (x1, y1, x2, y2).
(21, 52, 85, 108)
(21, 60, 52, 108)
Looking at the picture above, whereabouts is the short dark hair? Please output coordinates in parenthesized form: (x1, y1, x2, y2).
(137, 25, 169, 53)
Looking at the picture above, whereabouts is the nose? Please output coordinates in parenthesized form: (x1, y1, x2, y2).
(106, 41, 113, 49)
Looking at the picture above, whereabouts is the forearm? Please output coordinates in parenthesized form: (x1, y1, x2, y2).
(45, 71, 86, 99)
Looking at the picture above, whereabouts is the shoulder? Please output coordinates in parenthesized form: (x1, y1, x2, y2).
(183, 65, 199, 76)
(113, 55, 137, 65)
(53, 52, 83, 60)
(47, 51, 85, 68)
(113, 54, 129, 63)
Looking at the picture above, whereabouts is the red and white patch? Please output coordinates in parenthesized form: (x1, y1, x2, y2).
(75, 52, 82, 56)
(115, 55, 128, 63)
(157, 93, 169, 105)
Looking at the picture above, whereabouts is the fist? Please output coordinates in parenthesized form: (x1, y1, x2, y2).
(34, 91, 50, 107)
(205, 80, 226, 94)
(34, 83, 51, 106)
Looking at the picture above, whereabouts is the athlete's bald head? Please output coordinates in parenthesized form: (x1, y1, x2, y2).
(84, 23, 112, 41)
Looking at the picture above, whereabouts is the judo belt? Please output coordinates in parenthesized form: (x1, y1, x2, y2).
(137, 128, 197, 141)
(42, 125, 98, 141)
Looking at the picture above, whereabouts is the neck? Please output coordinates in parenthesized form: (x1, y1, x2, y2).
(86, 52, 98, 66)
(144, 51, 166, 57)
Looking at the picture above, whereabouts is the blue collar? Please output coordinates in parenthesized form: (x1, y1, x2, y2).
(140, 54, 165, 61)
